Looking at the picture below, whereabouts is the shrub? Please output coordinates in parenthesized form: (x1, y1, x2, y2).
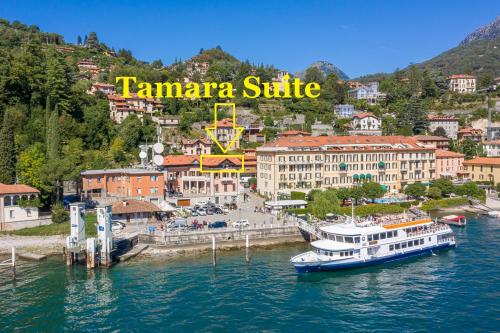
(290, 191, 306, 200)
(51, 202, 69, 224)
(337, 203, 404, 217)
(420, 197, 468, 212)
(427, 186, 442, 199)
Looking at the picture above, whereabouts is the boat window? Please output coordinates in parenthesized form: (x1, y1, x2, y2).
(349, 251, 353, 256)
(345, 236, 353, 243)
(407, 241, 413, 247)
(420, 239, 424, 245)
(330, 252, 333, 256)
(393, 230, 398, 237)
(380, 233, 386, 239)
(340, 252, 344, 257)
(336, 235, 343, 242)
(386, 231, 392, 238)
(395, 243, 400, 250)
(373, 234, 379, 241)
(367, 235, 373, 241)
(389, 244, 394, 251)
(328, 234, 335, 240)
(402, 242, 407, 248)
(355, 237, 360, 243)
(429, 237, 431, 242)
(413, 240, 419, 246)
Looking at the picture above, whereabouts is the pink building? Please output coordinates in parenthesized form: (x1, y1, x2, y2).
(181, 138, 211, 155)
(162, 155, 242, 205)
(435, 149, 464, 179)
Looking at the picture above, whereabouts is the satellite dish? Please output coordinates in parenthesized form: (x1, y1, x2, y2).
(139, 151, 147, 159)
(153, 143, 164, 154)
(153, 154, 164, 166)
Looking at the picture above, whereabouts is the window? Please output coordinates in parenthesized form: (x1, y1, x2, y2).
(373, 234, 379, 241)
(420, 239, 424, 245)
(368, 235, 373, 241)
(413, 240, 419, 246)
(340, 252, 344, 257)
(389, 244, 394, 251)
(395, 243, 401, 250)
(336, 235, 343, 242)
(393, 230, 398, 237)
(380, 233, 386, 239)
(137, 188, 142, 195)
(402, 242, 407, 249)
(354, 237, 360, 243)
(345, 237, 353, 243)
(407, 241, 413, 247)
(349, 251, 353, 256)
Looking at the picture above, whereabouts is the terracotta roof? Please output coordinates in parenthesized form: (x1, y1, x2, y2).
(216, 118, 239, 128)
(484, 140, 500, 145)
(112, 199, 161, 214)
(181, 138, 211, 145)
(0, 183, 40, 195)
(427, 115, 458, 121)
(163, 155, 200, 166)
(463, 157, 500, 166)
(414, 135, 449, 141)
(448, 74, 476, 79)
(261, 135, 426, 150)
(458, 127, 483, 134)
(278, 130, 312, 137)
(352, 112, 378, 119)
(435, 149, 464, 158)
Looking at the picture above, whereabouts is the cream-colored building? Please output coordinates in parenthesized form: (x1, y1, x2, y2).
(257, 136, 436, 199)
(462, 157, 500, 185)
(448, 74, 476, 94)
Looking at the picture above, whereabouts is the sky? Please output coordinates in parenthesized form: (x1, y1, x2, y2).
(0, 0, 498, 78)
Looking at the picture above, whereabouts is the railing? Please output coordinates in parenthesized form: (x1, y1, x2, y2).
(139, 223, 300, 246)
(407, 225, 451, 237)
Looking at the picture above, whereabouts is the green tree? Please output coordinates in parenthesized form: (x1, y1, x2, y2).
(361, 182, 385, 202)
(349, 186, 365, 205)
(304, 67, 325, 85)
(431, 178, 454, 197)
(461, 138, 482, 160)
(0, 108, 17, 183)
(16, 143, 46, 190)
(427, 186, 442, 199)
(433, 127, 447, 137)
(404, 182, 426, 199)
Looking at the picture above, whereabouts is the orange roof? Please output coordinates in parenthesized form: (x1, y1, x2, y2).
(463, 157, 500, 166)
(353, 112, 377, 119)
(216, 118, 239, 128)
(0, 183, 39, 195)
(448, 74, 476, 79)
(428, 115, 458, 121)
(181, 138, 211, 145)
(414, 135, 449, 142)
(458, 127, 483, 134)
(202, 157, 242, 167)
(163, 155, 199, 166)
(435, 149, 464, 158)
(112, 199, 161, 214)
(262, 135, 425, 150)
(278, 130, 312, 137)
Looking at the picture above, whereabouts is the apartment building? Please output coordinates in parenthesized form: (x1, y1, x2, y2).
(347, 82, 386, 105)
(427, 115, 459, 139)
(349, 113, 382, 136)
(457, 127, 483, 143)
(256, 136, 436, 199)
(462, 157, 500, 185)
(162, 155, 242, 205)
(435, 149, 464, 178)
(207, 118, 241, 151)
(448, 74, 476, 94)
(81, 168, 165, 204)
(181, 138, 211, 155)
(87, 82, 116, 95)
(414, 135, 450, 150)
(108, 93, 163, 123)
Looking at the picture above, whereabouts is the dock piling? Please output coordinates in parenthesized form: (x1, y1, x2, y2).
(212, 236, 216, 266)
(245, 234, 250, 263)
(12, 247, 16, 278)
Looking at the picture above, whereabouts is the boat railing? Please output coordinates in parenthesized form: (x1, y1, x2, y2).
(407, 225, 451, 237)
(438, 236, 455, 244)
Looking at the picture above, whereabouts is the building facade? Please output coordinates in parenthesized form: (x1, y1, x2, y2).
(108, 93, 163, 124)
(448, 74, 476, 94)
(428, 115, 459, 140)
(347, 82, 386, 105)
(349, 113, 382, 136)
(462, 157, 500, 185)
(181, 138, 211, 155)
(484, 140, 500, 157)
(435, 149, 464, 179)
(414, 135, 450, 150)
(457, 127, 483, 143)
(256, 136, 436, 199)
(81, 169, 165, 204)
(0, 183, 40, 228)
(88, 82, 116, 95)
(334, 104, 357, 119)
(207, 118, 241, 151)
(162, 155, 242, 205)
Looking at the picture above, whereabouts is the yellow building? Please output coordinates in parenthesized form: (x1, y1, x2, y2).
(462, 157, 500, 185)
(256, 136, 436, 200)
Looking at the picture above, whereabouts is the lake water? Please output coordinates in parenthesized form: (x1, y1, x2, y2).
(0, 214, 499, 332)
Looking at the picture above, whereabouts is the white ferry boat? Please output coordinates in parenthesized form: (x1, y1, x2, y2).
(291, 214, 455, 273)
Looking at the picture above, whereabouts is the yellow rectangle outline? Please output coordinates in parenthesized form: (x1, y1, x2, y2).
(199, 154, 245, 173)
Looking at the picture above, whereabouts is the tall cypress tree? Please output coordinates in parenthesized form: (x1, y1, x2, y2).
(0, 108, 16, 184)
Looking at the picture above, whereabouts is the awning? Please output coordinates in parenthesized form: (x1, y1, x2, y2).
(366, 174, 372, 179)
(360, 174, 366, 179)
(353, 174, 359, 179)
(339, 162, 347, 169)
(381, 185, 388, 191)
(378, 161, 385, 168)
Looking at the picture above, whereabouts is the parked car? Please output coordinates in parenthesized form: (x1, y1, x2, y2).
(206, 208, 215, 215)
(208, 221, 227, 229)
(111, 221, 125, 231)
(169, 218, 187, 228)
(232, 219, 250, 228)
(214, 208, 223, 214)
(197, 201, 208, 207)
(197, 208, 207, 216)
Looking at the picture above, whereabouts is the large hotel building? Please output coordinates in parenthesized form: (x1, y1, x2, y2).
(257, 136, 436, 199)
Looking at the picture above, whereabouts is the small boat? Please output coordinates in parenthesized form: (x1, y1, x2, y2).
(440, 215, 466, 227)
(487, 211, 500, 218)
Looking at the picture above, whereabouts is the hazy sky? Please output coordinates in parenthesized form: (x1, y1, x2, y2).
(1, 0, 498, 78)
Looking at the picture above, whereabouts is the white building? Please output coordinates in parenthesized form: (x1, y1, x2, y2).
(349, 113, 382, 136)
(448, 74, 476, 94)
(87, 82, 116, 95)
(484, 141, 500, 157)
(348, 82, 386, 105)
(0, 183, 40, 230)
(334, 104, 357, 118)
(428, 115, 459, 140)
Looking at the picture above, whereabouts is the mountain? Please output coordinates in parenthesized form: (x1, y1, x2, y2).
(460, 16, 500, 45)
(295, 61, 349, 80)
(189, 47, 239, 64)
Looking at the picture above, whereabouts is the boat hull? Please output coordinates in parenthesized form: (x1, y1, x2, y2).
(293, 243, 455, 273)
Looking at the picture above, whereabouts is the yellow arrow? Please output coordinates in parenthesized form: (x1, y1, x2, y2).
(205, 103, 244, 154)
